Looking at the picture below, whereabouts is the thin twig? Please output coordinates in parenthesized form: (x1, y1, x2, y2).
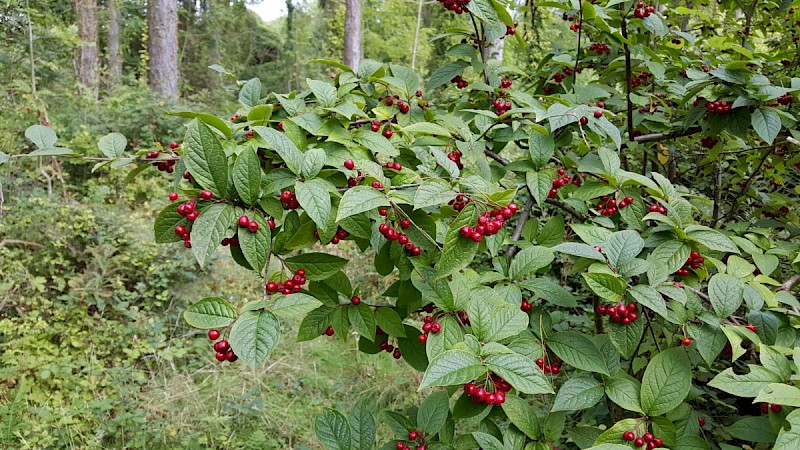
(484, 149, 510, 165)
(633, 127, 702, 143)
(719, 148, 771, 224)
(645, 310, 662, 352)
(780, 274, 800, 292)
(505, 196, 534, 259)
(545, 198, 586, 221)
(0, 240, 44, 248)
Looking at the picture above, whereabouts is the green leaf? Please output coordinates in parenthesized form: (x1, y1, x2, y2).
(552, 242, 606, 261)
(229, 309, 280, 367)
(253, 126, 305, 175)
(501, 395, 540, 439)
(754, 383, 800, 407)
(296, 179, 332, 229)
(708, 274, 744, 318)
(387, 64, 419, 98)
(607, 317, 644, 359)
(472, 432, 504, 450)
(521, 278, 577, 307)
(285, 253, 347, 281)
(307, 78, 338, 108)
(436, 204, 480, 279)
(97, 132, 127, 158)
(153, 203, 190, 244)
(468, 294, 529, 342)
(605, 372, 643, 413)
(375, 307, 406, 338)
(641, 14, 668, 37)
(727, 416, 777, 444)
(247, 104, 273, 124)
(336, 186, 390, 222)
(417, 391, 449, 435)
(396, 324, 429, 371)
(426, 316, 464, 361)
(411, 266, 455, 311)
(238, 78, 262, 107)
(233, 147, 261, 205)
(348, 303, 376, 341)
(548, 331, 610, 375)
(190, 203, 234, 268)
(526, 171, 552, 207)
(509, 246, 555, 280)
(640, 348, 692, 416)
(774, 409, 800, 449)
(708, 366, 783, 397)
(348, 400, 375, 450)
(419, 350, 487, 390)
(605, 230, 644, 268)
(167, 111, 232, 138)
(648, 240, 691, 275)
(414, 180, 457, 209)
(583, 273, 627, 301)
(628, 285, 668, 319)
(353, 129, 399, 157)
(239, 213, 271, 273)
(427, 61, 471, 90)
(685, 225, 740, 254)
(751, 108, 781, 145)
(25, 124, 57, 148)
(183, 297, 237, 329)
(301, 147, 327, 179)
(552, 376, 604, 412)
(486, 352, 554, 395)
(184, 120, 229, 197)
(402, 122, 453, 137)
(309, 58, 355, 73)
(529, 130, 554, 170)
(269, 293, 322, 319)
(315, 408, 351, 450)
(297, 305, 334, 342)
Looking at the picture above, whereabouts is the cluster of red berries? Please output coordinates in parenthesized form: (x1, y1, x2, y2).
(463, 380, 509, 405)
(451, 75, 469, 89)
(176, 199, 200, 222)
(589, 42, 610, 55)
(146, 148, 178, 173)
(777, 93, 794, 105)
(459, 203, 518, 243)
(622, 431, 663, 449)
(535, 357, 562, 374)
(647, 201, 667, 214)
(548, 168, 573, 198)
(505, 23, 517, 35)
(266, 268, 308, 295)
(417, 316, 442, 343)
(208, 330, 238, 362)
(745, 323, 757, 333)
(552, 72, 566, 83)
(632, 1, 656, 18)
(378, 221, 422, 256)
(174, 224, 192, 248)
(446, 150, 464, 170)
(597, 196, 634, 216)
(378, 340, 402, 359)
(490, 98, 513, 115)
(220, 236, 240, 247)
(596, 303, 639, 325)
(280, 190, 300, 209)
(520, 297, 533, 312)
(700, 136, 719, 149)
(370, 120, 382, 132)
(230, 113, 247, 123)
(448, 194, 471, 211)
(561, 12, 576, 21)
(499, 78, 512, 89)
(385, 161, 403, 171)
(437, 0, 469, 14)
(675, 251, 704, 276)
(456, 310, 470, 325)
(629, 70, 653, 89)
(760, 403, 783, 414)
(704, 100, 733, 115)
(315, 226, 350, 245)
(395, 430, 426, 450)
(569, 21, 581, 32)
(237, 214, 264, 233)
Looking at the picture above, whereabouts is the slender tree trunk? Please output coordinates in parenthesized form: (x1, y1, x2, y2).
(107, 0, 122, 84)
(343, 0, 362, 69)
(484, 36, 505, 62)
(147, 0, 179, 99)
(73, 0, 98, 97)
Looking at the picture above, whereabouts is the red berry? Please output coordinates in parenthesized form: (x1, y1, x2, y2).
(213, 340, 229, 352)
(248, 221, 259, 233)
(579, 116, 588, 125)
(169, 141, 179, 149)
(351, 296, 361, 305)
(746, 324, 757, 332)
(594, 110, 603, 118)
(392, 349, 401, 359)
(344, 159, 355, 170)
(643, 433, 654, 443)
(215, 352, 227, 361)
(431, 323, 442, 333)
(408, 430, 418, 440)
(597, 101, 605, 108)
(379, 208, 388, 216)
(634, 438, 645, 446)
(623, 431, 635, 441)
(372, 181, 383, 189)
(226, 351, 238, 362)
(400, 219, 411, 229)
(698, 417, 705, 427)
(682, 337, 692, 346)
(520, 299, 532, 312)
(208, 329, 220, 340)
(238, 215, 250, 227)
(168, 192, 179, 201)
(175, 225, 186, 236)
(471, 232, 483, 243)
(412, 246, 421, 256)
(652, 439, 663, 447)
(383, 129, 394, 138)
(418, 334, 427, 343)
(772, 403, 783, 413)
(200, 190, 213, 200)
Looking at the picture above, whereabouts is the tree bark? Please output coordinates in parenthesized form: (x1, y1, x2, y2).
(107, 0, 122, 84)
(343, 0, 362, 69)
(73, 0, 98, 97)
(147, 0, 179, 99)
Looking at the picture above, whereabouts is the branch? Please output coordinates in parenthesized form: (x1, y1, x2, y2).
(484, 149, 510, 165)
(781, 274, 800, 292)
(620, 13, 634, 141)
(505, 196, 534, 259)
(545, 198, 587, 221)
(633, 127, 702, 143)
(719, 147, 771, 224)
(0, 239, 44, 248)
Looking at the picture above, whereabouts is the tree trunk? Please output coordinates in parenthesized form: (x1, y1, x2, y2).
(74, 0, 98, 97)
(343, 0, 362, 69)
(147, 0, 179, 99)
(484, 36, 505, 62)
(107, 0, 122, 84)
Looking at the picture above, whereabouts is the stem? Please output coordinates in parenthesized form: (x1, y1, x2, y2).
(633, 128, 703, 144)
(711, 162, 722, 226)
(621, 13, 634, 141)
(505, 196, 534, 259)
(573, 10, 583, 91)
(485, 148, 510, 165)
(645, 310, 662, 352)
(545, 198, 587, 221)
(719, 147, 771, 224)
(592, 297, 604, 335)
(780, 274, 800, 292)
